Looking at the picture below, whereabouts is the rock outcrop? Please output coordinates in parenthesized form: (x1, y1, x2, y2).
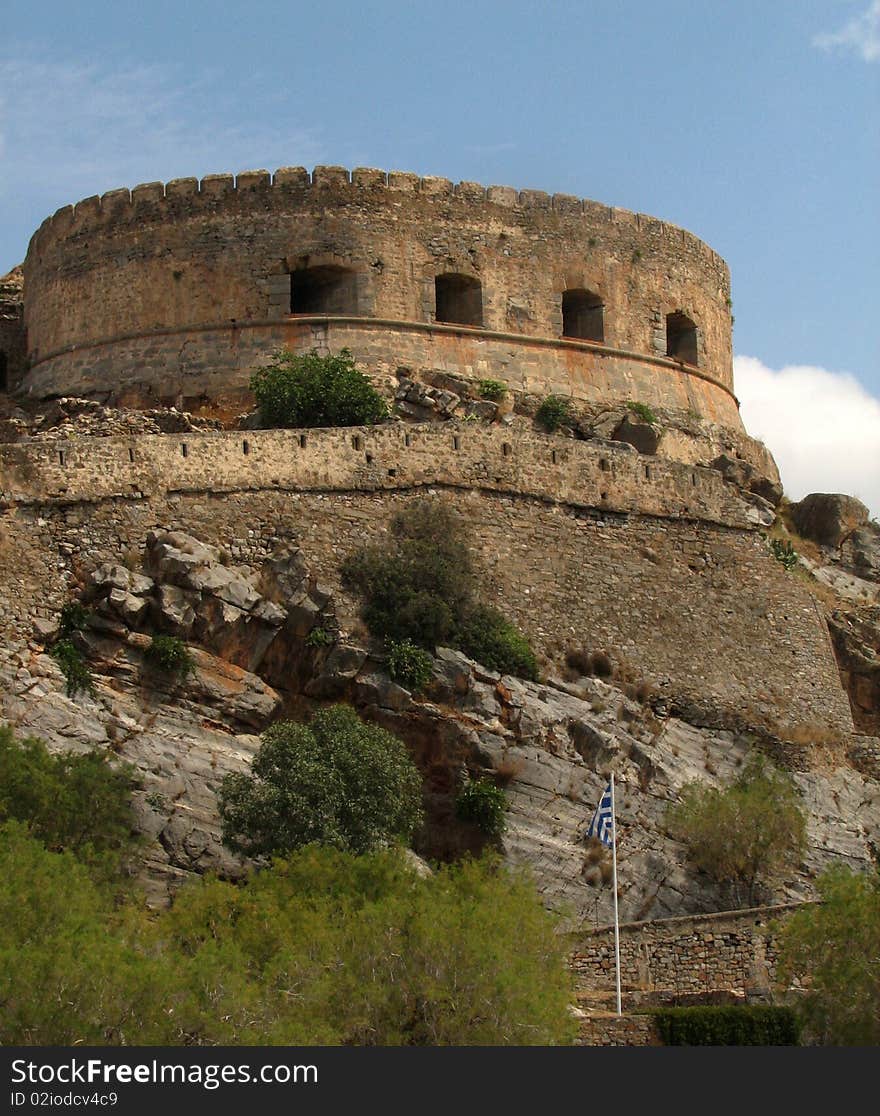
(1, 528, 877, 923)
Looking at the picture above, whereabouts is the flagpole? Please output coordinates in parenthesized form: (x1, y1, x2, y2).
(610, 772, 622, 1016)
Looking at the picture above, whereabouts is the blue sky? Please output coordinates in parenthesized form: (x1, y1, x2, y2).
(2, 1, 878, 511)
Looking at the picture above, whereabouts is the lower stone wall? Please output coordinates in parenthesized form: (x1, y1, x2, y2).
(577, 1015, 660, 1046)
(0, 471, 852, 734)
(569, 903, 806, 999)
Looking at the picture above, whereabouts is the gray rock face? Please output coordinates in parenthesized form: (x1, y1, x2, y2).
(6, 527, 879, 930)
(790, 493, 869, 548)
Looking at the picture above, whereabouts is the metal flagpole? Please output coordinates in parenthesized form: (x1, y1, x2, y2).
(610, 772, 622, 1016)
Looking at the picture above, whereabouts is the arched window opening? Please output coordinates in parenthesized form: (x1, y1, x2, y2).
(562, 289, 604, 342)
(290, 265, 358, 315)
(435, 273, 483, 327)
(666, 311, 698, 365)
(0, 351, 7, 393)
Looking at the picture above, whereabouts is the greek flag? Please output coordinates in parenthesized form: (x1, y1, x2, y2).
(587, 782, 614, 847)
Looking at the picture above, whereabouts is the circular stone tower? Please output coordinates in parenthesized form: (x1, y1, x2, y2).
(22, 166, 740, 428)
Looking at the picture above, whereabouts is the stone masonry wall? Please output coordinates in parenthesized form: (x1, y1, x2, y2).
(569, 903, 806, 998)
(21, 318, 742, 428)
(22, 167, 736, 418)
(0, 427, 852, 735)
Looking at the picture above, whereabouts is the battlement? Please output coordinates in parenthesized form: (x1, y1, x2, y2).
(27, 166, 727, 276)
(0, 423, 761, 528)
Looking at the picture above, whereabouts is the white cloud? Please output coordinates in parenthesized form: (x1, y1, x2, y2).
(735, 355, 880, 519)
(813, 1, 880, 62)
(0, 53, 325, 205)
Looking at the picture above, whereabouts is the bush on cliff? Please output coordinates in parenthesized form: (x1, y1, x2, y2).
(341, 499, 539, 680)
(665, 753, 806, 907)
(249, 347, 388, 428)
(777, 864, 880, 1045)
(218, 705, 424, 857)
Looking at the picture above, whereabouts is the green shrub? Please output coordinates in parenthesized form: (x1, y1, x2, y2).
(0, 833, 574, 1046)
(0, 725, 138, 868)
(218, 704, 424, 857)
(455, 778, 508, 838)
(666, 754, 806, 907)
(305, 626, 335, 648)
(652, 1005, 800, 1046)
(145, 635, 194, 678)
(478, 378, 506, 401)
(627, 400, 657, 424)
(770, 538, 798, 571)
(387, 639, 433, 692)
(342, 499, 538, 680)
(249, 347, 388, 429)
(457, 605, 539, 681)
(342, 501, 474, 650)
(50, 639, 95, 698)
(777, 865, 880, 1045)
(58, 601, 91, 638)
(535, 394, 574, 432)
(0, 821, 172, 1045)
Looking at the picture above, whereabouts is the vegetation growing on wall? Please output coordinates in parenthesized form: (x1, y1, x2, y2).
(218, 705, 424, 858)
(341, 499, 538, 680)
(250, 347, 388, 429)
(535, 394, 574, 433)
(665, 754, 806, 906)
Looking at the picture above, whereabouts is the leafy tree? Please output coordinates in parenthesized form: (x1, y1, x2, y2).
(777, 865, 880, 1045)
(249, 347, 388, 428)
(666, 754, 806, 906)
(218, 705, 424, 857)
(0, 726, 138, 870)
(342, 499, 538, 679)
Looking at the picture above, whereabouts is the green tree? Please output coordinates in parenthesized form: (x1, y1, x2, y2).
(777, 865, 880, 1045)
(666, 754, 806, 906)
(218, 705, 424, 857)
(249, 347, 388, 429)
(342, 499, 538, 679)
(0, 726, 138, 871)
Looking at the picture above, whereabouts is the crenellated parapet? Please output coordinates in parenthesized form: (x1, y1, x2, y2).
(22, 167, 736, 423)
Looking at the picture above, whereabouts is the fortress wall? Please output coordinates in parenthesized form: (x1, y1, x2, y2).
(20, 318, 742, 426)
(22, 167, 734, 406)
(0, 429, 852, 735)
(0, 424, 757, 523)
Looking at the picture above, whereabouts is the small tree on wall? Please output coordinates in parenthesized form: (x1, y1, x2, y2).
(249, 347, 388, 429)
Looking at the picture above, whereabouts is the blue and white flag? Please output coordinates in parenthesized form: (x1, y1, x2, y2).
(587, 782, 614, 847)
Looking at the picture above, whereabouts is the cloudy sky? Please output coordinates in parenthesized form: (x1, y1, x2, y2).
(1, 1, 877, 513)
